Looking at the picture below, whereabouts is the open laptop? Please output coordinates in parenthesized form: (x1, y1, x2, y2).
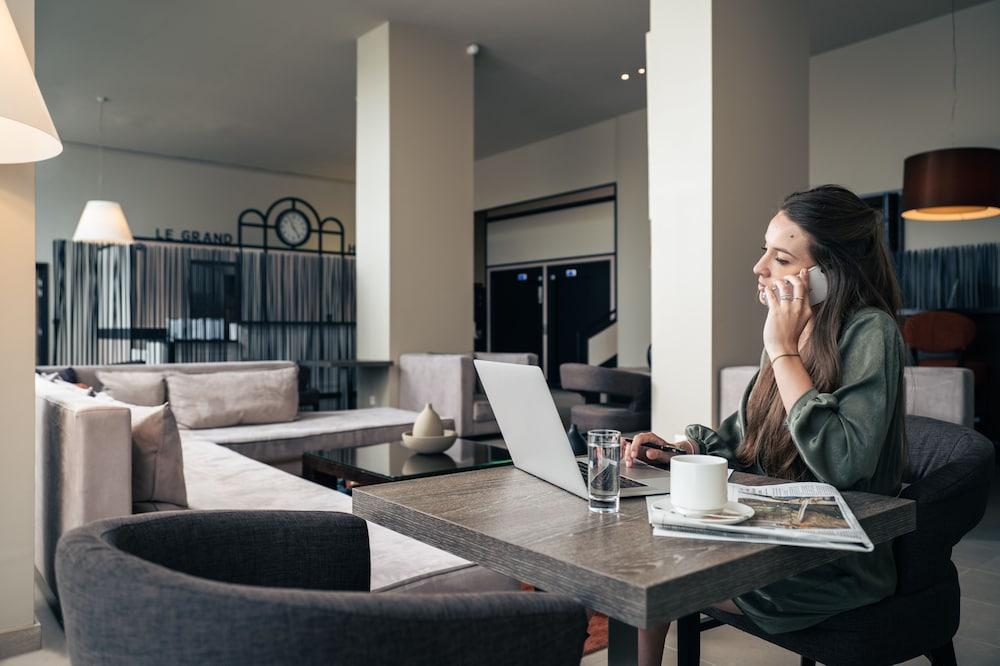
(474, 359, 670, 499)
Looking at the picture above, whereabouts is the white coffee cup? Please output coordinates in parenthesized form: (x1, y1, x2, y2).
(670, 454, 728, 516)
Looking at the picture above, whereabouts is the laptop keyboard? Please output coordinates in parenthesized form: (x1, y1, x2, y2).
(577, 460, 647, 489)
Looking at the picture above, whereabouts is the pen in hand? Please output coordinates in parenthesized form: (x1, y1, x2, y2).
(622, 437, 690, 467)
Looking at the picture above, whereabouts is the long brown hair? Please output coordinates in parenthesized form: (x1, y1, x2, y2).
(738, 185, 904, 479)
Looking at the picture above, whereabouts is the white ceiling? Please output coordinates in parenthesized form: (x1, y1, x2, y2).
(36, 0, 993, 182)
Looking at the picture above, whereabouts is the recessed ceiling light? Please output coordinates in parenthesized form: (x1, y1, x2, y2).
(637, 67, 646, 75)
(620, 73, 630, 81)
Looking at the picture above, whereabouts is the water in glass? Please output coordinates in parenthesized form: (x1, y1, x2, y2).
(587, 429, 621, 513)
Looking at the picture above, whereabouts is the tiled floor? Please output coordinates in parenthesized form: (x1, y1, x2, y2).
(7, 469, 999, 666)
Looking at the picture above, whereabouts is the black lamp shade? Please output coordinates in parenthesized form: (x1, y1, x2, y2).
(901, 147, 1000, 221)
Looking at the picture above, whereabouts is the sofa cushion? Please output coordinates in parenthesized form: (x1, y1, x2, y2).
(166, 366, 298, 429)
(472, 394, 495, 423)
(179, 437, 495, 591)
(127, 404, 188, 512)
(96, 370, 166, 406)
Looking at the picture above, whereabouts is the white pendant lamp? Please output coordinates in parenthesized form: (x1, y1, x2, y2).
(0, 0, 62, 163)
(73, 96, 133, 244)
(74, 200, 133, 243)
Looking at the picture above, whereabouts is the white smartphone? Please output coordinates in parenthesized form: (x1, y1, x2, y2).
(807, 265, 828, 306)
(759, 266, 829, 306)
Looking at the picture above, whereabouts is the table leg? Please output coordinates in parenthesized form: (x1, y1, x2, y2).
(608, 617, 638, 666)
(676, 613, 701, 666)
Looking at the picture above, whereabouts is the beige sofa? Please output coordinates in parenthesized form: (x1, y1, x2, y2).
(38, 361, 428, 475)
(35, 365, 516, 605)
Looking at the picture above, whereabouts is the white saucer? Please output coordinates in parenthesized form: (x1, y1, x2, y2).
(651, 498, 755, 525)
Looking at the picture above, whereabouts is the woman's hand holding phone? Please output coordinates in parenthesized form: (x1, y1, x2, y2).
(762, 268, 814, 359)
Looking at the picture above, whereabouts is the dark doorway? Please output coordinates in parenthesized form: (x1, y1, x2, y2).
(546, 260, 612, 382)
(489, 266, 543, 360)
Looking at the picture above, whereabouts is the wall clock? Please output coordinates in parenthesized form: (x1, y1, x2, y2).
(275, 208, 311, 247)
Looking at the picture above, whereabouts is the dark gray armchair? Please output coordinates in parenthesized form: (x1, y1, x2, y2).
(560, 363, 651, 433)
(680, 415, 995, 666)
(56, 511, 588, 666)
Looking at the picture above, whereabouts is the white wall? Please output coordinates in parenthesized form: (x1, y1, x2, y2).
(475, 119, 616, 211)
(35, 142, 356, 267)
(474, 109, 651, 366)
(0, 0, 40, 653)
(811, 0, 1000, 250)
(485, 201, 615, 266)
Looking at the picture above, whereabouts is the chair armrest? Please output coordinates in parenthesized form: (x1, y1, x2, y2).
(903, 367, 975, 427)
(399, 353, 474, 435)
(560, 363, 649, 403)
(36, 379, 133, 597)
(719, 366, 758, 423)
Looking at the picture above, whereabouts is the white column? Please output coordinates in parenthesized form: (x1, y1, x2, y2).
(648, 0, 809, 436)
(0, 0, 41, 657)
(356, 22, 474, 406)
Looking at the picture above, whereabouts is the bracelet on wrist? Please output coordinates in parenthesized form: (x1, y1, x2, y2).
(769, 352, 800, 365)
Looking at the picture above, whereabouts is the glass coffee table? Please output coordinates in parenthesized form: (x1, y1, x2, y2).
(302, 437, 512, 489)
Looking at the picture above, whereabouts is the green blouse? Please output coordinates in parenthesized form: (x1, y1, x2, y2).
(685, 307, 906, 634)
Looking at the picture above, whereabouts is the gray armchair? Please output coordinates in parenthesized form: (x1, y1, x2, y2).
(560, 363, 651, 433)
(56, 511, 589, 666)
(400, 352, 583, 437)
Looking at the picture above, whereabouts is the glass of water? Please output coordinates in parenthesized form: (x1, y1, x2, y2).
(587, 429, 621, 513)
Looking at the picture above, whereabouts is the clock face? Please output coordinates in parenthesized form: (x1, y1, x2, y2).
(275, 209, 311, 247)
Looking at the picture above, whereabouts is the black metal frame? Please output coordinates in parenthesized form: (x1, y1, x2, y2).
(238, 196, 346, 256)
(236, 196, 355, 407)
(480, 183, 619, 370)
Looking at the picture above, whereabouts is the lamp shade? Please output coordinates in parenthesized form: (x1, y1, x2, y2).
(902, 147, 1000, 221)
(73, 201, 134, 244)
(0, 0, 62, 164)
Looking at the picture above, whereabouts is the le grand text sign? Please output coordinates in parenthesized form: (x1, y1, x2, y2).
(155, 228, 234, 245)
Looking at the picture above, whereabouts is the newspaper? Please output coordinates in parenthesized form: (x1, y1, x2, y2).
(647, 482, 874, 552)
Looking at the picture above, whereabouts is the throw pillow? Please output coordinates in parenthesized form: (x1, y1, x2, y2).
(96, 371, 166, 406)
(57, 367, 78, 384)
(127, 403, 188, 512)
(165, 366, 298, 429)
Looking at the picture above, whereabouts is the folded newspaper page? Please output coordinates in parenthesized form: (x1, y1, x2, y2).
(647, 482, 874, 552)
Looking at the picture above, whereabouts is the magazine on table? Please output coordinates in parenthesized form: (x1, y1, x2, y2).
(647, 482, 874, 553)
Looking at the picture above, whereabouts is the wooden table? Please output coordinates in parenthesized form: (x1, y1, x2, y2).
(354, 466, 915, 665)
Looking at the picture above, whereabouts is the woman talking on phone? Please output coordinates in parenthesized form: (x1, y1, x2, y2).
(623, 184, 907, 666)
